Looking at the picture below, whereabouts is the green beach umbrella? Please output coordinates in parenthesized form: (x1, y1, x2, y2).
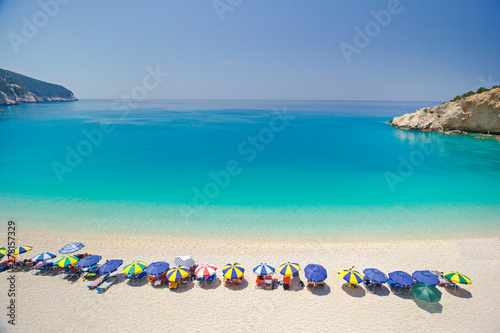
(412, 283, 442, 303)
(0, 247, 7, 259)
(123, 261, 147, 275)
(55, 255, 79, 268)
(443, 271, 471, 285)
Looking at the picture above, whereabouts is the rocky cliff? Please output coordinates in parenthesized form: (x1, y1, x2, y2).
(0, 68, 77, 106)
(390, 87, 500, 134)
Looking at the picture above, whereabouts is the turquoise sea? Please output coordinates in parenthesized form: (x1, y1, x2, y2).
(1, 100, 499, 240)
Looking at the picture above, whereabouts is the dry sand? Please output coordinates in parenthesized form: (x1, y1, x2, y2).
(1, 232, 499, 333)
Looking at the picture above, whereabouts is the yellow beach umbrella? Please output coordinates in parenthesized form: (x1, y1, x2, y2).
(0, 247, 7, 259)
(222, 263, 245, 279)
(278, 262, 301, 276)
(166, 266, 190, 282)
(443, 271, 471, 285)
(10, 246, 33, 256)
(123, 261, 147, 275)
(338, 267, 363, 287)
(55, 255, 79, 268)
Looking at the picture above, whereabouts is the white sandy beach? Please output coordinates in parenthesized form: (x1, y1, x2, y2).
(1, 232, 499, 333)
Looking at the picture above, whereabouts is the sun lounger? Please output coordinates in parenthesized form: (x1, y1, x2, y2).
(169, 281, 179, 289)
(97, 275, 117, 292)
(264, 275, 273, 288)
(88, 275, 107, 289)
(255, 276, 264, 288)
(124, 271, 147, 285)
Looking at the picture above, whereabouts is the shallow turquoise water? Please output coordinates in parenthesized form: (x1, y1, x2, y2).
(1, 100, 499, 240)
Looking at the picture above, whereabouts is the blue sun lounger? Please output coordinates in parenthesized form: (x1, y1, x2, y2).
(124, 271, 147, 285)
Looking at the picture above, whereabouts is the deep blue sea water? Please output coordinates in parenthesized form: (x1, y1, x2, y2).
(1, 100, 499, 240)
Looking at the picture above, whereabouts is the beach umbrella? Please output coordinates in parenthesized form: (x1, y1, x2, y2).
(174, 255, 195, 268)
(98, 260, 123, 275)
(338, 267, 363, 285)
(443, 271, 471, 285)
(222, 263, 245, 279)
(0, 247, 7, 259)
(59, 242, 84, 254)
(278, 262, 301, 276)
(10, 246, 33, 256)
(363, 268, 388, 284)
(305, 264, 328, 282)
(77, 255, 102, 268)
(30, 252, 56, 263)
(412, 283, 442, 303)
(253, 263, 275, 276)
(55, 255, 79, 268)
(388, 271, 415, 287)
(412, 270, 440, 286)
(145, 261, 170, 278)
(166, 266, 190, 282)
(195, 264, 217, 278)
(123, 261, 147, 275)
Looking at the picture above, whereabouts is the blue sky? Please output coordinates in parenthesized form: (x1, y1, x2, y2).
(0, 0, 499, 101)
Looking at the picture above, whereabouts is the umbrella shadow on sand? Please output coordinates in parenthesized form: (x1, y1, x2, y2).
(225, 279, 249, 291)
(412, 298, 443, 314)
(341, 283, 366, 297)
(198, 278, 222, 290)
(308, 284, 331, 296)
(445, 286, 472, 299)
(364, 285, 390, 297)
(170, 281, 195, 293)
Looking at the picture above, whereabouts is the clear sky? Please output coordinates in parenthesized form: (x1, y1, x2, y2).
(1, 0, 499, 101)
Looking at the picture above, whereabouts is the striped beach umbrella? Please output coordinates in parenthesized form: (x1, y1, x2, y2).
(77, 255, 102, 268)
(222, 263, 245, 279)
(55, 255, 79, 268)
(443, 271, 471, 285)
(278, 262, 301, 276)
(123, 261, 147, 275)
(338, 267, 363, 286)
(412, 283, 442, 303)
(195, 264, 217, 278)
(166, 266, 190, 282)
(59, 242, 84, 254)
(253, 263, 275, 276)
(10, 246, 33, 256)
(31, 252, 56, 262)
(0, 247, 7, 259)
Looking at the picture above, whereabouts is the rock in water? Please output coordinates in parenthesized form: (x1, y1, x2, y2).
(391, 88, 500, 134)
(0, 68, 77, 106)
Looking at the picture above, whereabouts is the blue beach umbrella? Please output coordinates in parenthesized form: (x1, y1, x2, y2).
(77, 255, 102, 268)
(304, 264, 327, 282)
(412, 270, 440, 286)
(145, 261, 170, 278)
(31, 252, 56, 263)
(363, 268, 388, 284)
(98, 260, 123, 275)
(59, 242, 85, 254)
(253, 263, 275, 276)
(388, 271, 414, 287)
